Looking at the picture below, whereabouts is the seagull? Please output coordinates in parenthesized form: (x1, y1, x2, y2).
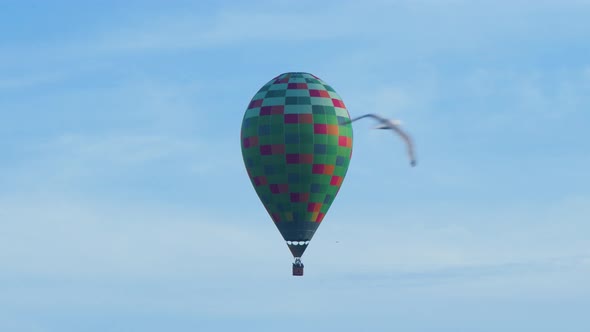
(348, 113, 417, 167)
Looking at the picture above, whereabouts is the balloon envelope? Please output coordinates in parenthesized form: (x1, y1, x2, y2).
(240, 72, 353, 258)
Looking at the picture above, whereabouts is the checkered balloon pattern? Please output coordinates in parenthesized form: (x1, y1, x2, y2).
(241, 72, 353, 257)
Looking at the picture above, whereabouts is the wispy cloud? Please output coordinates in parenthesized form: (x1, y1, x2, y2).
(0, 195, 274, 281)
(88, 10, 354, 54)
(47, 133, 204, 167)
(0, 132, 240, 198)
(0, 72, 67, 90)
(0, 4, 356, 65)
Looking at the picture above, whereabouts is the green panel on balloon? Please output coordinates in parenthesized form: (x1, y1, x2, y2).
(241, 72, 353, 258)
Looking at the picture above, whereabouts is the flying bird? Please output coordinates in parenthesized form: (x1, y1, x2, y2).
(348, 113, 417, 167)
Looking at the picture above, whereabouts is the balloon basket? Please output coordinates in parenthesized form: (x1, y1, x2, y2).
(292, 258, 304, 276)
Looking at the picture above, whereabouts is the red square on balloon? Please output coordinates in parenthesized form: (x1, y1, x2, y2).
(307, 202, 322, 212)
(271, 213, 281, 222)
(260, 145, 272, 155)
(338, 136, 352, 147)
(284, 114, 298, 123)
(278, 183, 289, 193)
(309, 89, 330, 98)
(330, 176, 342, 186)
(332, 99, 345, 108)
(300, 154, 313, 164)
(312, 164, 325, 174)
(271, 144, 285, 154)
(314, 124, 328, 134)
(288, 83, 308, 89)
(248, 99, 263, 109)
(290, 192, 309, 202)
(299, 114, 313, 124)
(323, 165, 335, 175)
(316, 212, 325, 223)
(243, 136, 259, 148)
(253, 176, 267, 186)
(286, 154, 299, 164)
(271, 105, 284, 114)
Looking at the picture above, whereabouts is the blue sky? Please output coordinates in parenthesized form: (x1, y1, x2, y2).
(1, 0, 589, 331)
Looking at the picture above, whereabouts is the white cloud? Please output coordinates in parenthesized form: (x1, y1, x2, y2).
(48, 133, 202, 166)
(3, 191, 588, 283)
(0, 73, 66, 90)
(0, 132, 240, 196)
(23, 6, 357, 59)
(1, 191, 588, 321)
(316, 193, 590, 273)
(0, 195, 275, 280)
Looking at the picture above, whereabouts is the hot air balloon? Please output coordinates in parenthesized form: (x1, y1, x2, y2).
(240, 72, 353, 276)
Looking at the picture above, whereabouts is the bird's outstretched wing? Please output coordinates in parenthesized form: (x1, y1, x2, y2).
(348, 113, 386, 123)
(345, 113, 417, 167)
(389, 124, 417, 167)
